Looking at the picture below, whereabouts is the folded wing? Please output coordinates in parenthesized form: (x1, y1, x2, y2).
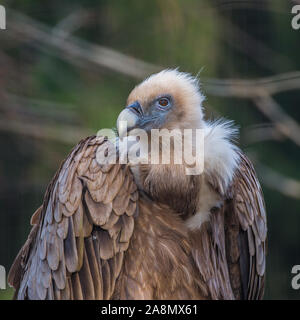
(8, 136, 138, 300)
(226, 153, 267, 299)
(190, 153, 267, 300)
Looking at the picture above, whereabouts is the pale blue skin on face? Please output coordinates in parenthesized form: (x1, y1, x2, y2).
(126, 95, 173, 132)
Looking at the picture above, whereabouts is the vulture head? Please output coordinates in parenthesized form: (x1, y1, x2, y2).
(116, 69, 240, 220)
(117, 69, 205, 138)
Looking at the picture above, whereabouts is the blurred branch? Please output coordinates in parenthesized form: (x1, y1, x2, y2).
(257, 163, 300, 199)
(252, 94, 300, 146)
(203, 71, 300, 97)
(217, 16, 293, 72)
(51, 8, 90, 41)
(5, 10, 300, 148)
(3, 94, 80, 124)
(243, 123, 284, 144)
(7, 10, 160, 79)
(214, 0, 286, 14)
(0, 118, 93, 145)
(204, 74, 300, 146)
(6, 10, 300, 93)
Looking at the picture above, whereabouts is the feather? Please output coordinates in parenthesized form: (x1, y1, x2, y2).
(112, 192, 130, 216)
(120, 215, 134, 243)
(30, 206, 42, 225)
(101, 260, 111, 300)
(98, 230, 115, 260)
(71, 273, 83, 300)
(225, 153, 267, 300)
(64, 217, 79, 273)
(84, 191, 112, 226)
(53, 258, 66, 290)
(85, 237, 103, 299)
(125, 200, 137, 217)
(78, 246, 95, 300)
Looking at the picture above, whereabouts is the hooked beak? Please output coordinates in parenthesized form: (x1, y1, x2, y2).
(117, 101, 144, 138)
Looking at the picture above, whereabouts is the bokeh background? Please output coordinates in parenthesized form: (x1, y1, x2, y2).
(0, 0, 300, 299)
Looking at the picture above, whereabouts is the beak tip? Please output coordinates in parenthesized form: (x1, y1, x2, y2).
(117, 109, 139, 138)
(117, 122, 127, 139)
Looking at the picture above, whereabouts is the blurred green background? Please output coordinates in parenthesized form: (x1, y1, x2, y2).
(0, 0, 300, 299)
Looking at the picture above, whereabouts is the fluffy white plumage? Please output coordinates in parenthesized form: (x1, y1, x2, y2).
(186, 119, 240, 230)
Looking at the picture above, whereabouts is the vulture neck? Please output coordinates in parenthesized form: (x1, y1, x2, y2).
(128, 119, 240, 228)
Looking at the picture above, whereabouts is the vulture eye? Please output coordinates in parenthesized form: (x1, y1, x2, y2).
(158, 98, 170, 108)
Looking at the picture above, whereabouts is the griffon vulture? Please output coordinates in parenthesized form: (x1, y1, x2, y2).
(8, 69, 267, 300)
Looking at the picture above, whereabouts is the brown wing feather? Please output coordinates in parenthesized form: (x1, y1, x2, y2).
(191, 153, 267, 300)
(8, 136, 138, 300)
(189, 210, 236, 300)
(225, 153, 267, 299)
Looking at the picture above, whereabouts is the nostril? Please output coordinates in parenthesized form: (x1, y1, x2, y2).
(133, 105, 142, 115)
(127, 101, 143, 116)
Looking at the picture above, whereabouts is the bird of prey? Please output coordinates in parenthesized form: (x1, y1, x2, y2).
(8, 69, 267, 300)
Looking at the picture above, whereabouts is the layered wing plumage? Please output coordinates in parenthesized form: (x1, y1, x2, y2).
(226, 153, 267, 299)
(8, 136, 138, 300)
(190, 153, 267, 300)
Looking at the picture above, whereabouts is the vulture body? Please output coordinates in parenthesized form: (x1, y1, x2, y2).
(8, 70, 267, 300)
